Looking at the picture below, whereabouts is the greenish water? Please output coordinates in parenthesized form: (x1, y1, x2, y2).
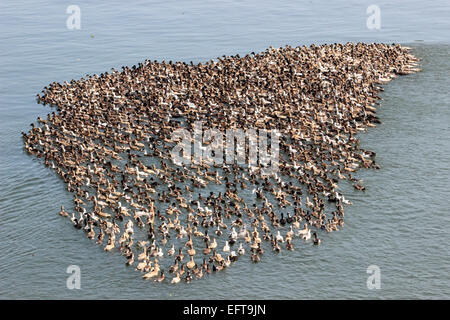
(0, 1, 449, 299)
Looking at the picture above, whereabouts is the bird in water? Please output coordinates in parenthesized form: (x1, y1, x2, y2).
(25, 43, 419, 284)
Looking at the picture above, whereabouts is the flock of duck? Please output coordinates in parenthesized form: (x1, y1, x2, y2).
(23, 43, 419, 284)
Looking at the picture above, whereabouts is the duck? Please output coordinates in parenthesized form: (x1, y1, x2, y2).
(313, 232, 322, 245)
(126, 252, 134, 266)
(104, 237, 115, 251)
(238, 225, 247, 239)
(143, 265, 160, 279)
(214, 226, 223, 236)
(286, 226, 294, 239)
(136, 258, 150, 272)
(185, 271, 193, 283)
(272, 241, 281, 252)
(169, 260, 179, 274)
(167, 244, 175, 256)
(195, 267, 204, 279)
(26, 42, 419, 285)
(244, 231, 252, 243)
(138, 246, 148, 261)
(302, 229, 311, 241)
(176, 248, 184, 262)
(171, 272, 181, 284)
(229, 227, 238, 241)
(203, 242, 212, 255)
(70, 213, 83, 229)
(155, 270, 165, 282)
(286, 240, 294, 251)
(87, 226, 95, 239)
(286, 213, 294, 224)
(186, 256, 196, 270)
(237, 243, 245, 255)
(59, 205, 69, 217)
(279, 213, 286, 226)
(178, 264, 186, 276)
(223, 241, 230, 252)
(155, 247, 164, 257)
(296, 222, 308, 236)
(251, 254, 260, 263)
(187, 245, 196, 256)
(210, 238, 217, 249)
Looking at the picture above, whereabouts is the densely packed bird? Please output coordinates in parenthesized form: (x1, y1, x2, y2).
(23, 43, 419, 283)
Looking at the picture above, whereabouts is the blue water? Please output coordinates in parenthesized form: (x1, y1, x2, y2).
(0, 0, 449, 299)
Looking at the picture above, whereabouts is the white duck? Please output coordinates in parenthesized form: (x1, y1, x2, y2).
(302, 229, 311, 241)
(238, 243, 245, 255)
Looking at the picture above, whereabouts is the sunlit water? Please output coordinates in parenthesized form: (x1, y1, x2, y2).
(0, 0, 449, 299)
